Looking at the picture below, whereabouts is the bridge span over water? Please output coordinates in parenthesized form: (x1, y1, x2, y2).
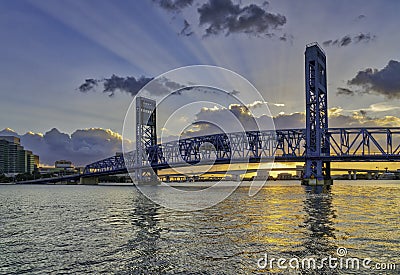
(17, 43, 400, 186)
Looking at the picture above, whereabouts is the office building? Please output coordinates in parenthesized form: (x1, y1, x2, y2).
(0, 136, 39, 175)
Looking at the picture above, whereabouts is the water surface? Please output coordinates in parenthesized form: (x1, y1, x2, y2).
(0, 181, 398, 274)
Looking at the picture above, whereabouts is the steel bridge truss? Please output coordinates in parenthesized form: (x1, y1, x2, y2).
(83, 127, 400, 175)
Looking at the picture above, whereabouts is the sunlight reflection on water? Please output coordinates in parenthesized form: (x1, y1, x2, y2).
(0, 181, 398, 274)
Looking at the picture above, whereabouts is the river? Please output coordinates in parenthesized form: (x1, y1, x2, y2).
(0, 181, 398, 274)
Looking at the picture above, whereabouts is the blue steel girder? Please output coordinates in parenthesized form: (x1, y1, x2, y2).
(83, 127, 400, 176)
(83, 154, 125, 174)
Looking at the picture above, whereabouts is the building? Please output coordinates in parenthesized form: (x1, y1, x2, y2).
(254, 170, 270, 181)
(276, 173, 293, 180)
(0, 136, 39, 175)
(296, 165, 305, 178)
(55, 160, 74, 170)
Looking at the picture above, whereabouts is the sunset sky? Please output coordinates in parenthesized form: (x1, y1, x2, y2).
(1, 0, 400, 165)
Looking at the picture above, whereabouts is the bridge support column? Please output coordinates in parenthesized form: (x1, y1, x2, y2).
(348, 171, 352, 180)
(367, 172, 372, 180)
(353, 171, 357, 180)
(135, 97, 158, 183)
(80, 177, 99, 185)
(302, 43, 332, 187)
(231, 174, 241, 182)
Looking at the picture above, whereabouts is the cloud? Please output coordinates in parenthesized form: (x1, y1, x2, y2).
(181, 104, 261, 137)
(197, 0, 286, 37)
(345, 60, 400, 98)
(78, 78, 100, 92)
(153, 0, 194, 12)
(78, 75, 186, 97)
(179, 19, 194, 36)
(322, 33, 376, 47)
(179, 102, 400, 138)
(275, 108, 400, 129)
(279, 33, 294, 43)
(78, 75, 152, 96)
(0, 128, 130, 166)
(273, 112, 305, 129)
(337, 87, 355, 96)
(102, 75, 153, 96)
(356, 14, 366, 21)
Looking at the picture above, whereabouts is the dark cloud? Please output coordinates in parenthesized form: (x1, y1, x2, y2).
(0, 128, 129, 166)
(145, 77, 186, 95)
(102, 75, 153, 97)
(279, 33, 293, 43)
(322, 40, 332, 47)
(356, 14, 366, 21)
(153, 0, 194, 12)
(78, 78, 100, 92)
(78, 75, 187, 97)
(346, 60, 400, 98)
(354, 32, 375, 43)
(197, 0, 286, 37)
(339, 35, 352, 46)
(179, 19, 194, 36)
(323, 33, 376, 47)
(78, 75, 152, 96)
(337, 87, 355, 96)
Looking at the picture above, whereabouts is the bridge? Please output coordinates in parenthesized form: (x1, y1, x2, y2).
(17, 43, 400, 186)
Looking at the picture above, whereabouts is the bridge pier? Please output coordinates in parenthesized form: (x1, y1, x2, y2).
(80, 177, 99, 185)
(302, 178, 333, 186)
(231, 174, 241, 182)
(347, 171, 357, 180)
(302, 43, 332, 187)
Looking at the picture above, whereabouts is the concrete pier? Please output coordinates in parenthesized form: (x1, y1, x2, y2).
(302, 178, 333, 186)
(80, 177, 99, 185)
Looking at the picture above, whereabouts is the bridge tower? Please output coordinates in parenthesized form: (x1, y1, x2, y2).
(303, 43, 332, 186)
(135, 96, 157, 181)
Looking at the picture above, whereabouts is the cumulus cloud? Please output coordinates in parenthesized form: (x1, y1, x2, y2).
(275, 108, 400, 128)
(153, 0, 194, 12)
(197, 0, 286, 37)
(78, 75, 186, 97)
(0, 128, 130, 166)
(345, 60, 400, 98)
(179, 101, 400, 138)
(322, 33, 376, 47)
(181, 104, 264, 137)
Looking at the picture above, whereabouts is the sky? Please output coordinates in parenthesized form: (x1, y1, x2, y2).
(0, 0, 400, 165)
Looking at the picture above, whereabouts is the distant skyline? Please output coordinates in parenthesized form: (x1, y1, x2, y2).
(1, 0, 400, 165)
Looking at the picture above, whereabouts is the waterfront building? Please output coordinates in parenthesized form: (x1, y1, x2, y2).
(55, 160, 74, 170)
(276, 172, 293, 180)
(0, 136, 39, 175)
